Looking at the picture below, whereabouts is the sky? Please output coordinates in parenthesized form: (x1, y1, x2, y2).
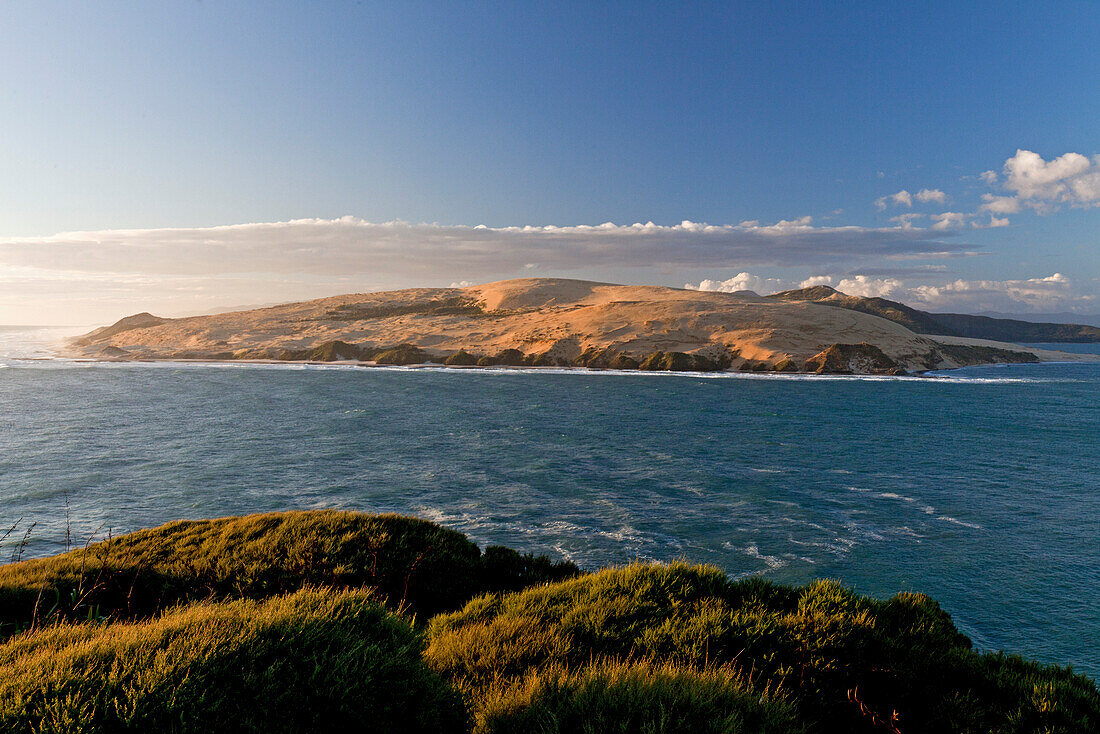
(1, 1, 1098, 324)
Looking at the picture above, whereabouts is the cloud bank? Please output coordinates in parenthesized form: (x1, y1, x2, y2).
(0, 217, 967, 279)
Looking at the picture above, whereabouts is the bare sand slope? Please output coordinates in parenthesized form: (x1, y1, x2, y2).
(68, 278, 1051, 373)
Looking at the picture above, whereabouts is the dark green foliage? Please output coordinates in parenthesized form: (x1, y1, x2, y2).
(525, 352, 569, 367)
(0, 588, 466, 733)
(478, 349, 527, 366)
(372, 343, 430, 365)
(638, 351, 727, 371)
(2, 515, 1096, 733)
(445, 349, 483, 366)
(325, 296, 486, 321)
(0, 511, 579, 635)
(607, 353, 640, 369)
(572, 347, 614, 368)
(934, 342, 1041, 365)
(475, 662, 802, 734)
(278, 339, 364, 361)
(773, 358, 798, 372)
(428, 564, 1100, 734)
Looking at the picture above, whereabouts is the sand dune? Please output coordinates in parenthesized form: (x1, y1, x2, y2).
(69, 278, 1075, 374)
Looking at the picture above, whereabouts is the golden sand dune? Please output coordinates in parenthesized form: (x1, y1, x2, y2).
(68, 278, 1057, 374)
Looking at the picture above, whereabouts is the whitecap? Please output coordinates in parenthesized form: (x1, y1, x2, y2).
(936, 515, 982, 529)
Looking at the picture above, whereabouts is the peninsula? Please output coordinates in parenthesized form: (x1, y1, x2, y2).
(69, 278, 1097, 375)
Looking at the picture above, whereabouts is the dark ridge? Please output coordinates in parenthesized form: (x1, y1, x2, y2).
(933, 342, 1041, 365)
(769, 285, 839, 301)
(768, 289, 955, 336)
(768, 287, 1100, 342)
(930, 313, 1100, 343)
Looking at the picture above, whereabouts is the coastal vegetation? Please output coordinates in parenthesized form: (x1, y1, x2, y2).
(769, 286, 1100, 343)
(0, 510, 1096, 732)
(0, 589, 465, 733)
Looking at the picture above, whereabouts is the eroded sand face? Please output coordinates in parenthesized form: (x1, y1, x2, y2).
(69, 278, 1046, 372)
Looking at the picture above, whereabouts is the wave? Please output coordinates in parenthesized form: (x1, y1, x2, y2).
(935, 515, 982, 530)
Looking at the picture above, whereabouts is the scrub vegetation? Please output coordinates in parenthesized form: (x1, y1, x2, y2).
(0, 511, 1096, 733)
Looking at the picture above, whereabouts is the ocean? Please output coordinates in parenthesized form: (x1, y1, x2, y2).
(1, 327, 1098, 676)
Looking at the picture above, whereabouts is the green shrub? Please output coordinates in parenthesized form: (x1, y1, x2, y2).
(607, 353, 640, 370)
(428, 564, 1100, 734)
(445, 349, 482, 366)
(0, 511, 578, 634)
(638, 352, 726, 371)
(277, 340, 363, 361)
(475, 662, 802, 734)
(0, 588, 465, 733)
(372, 343, 430, 365)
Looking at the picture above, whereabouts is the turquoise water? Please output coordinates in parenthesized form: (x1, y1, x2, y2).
(1, 329, 1098, 676)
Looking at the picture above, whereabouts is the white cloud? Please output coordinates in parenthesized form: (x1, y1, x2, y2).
(979, 194, 1021, 215)
(688, 272, 789, 294)
(987, 149, 1100, 213)
(910, 273, 1085, 312)
(915, 188, 947, 204)
(791, 274, 904, 298)
(931, 212, 968, 230)
(979, 170, 999, 185)
(889, 213, 925, 229)
(0, 216, 966, 279)
(875, 190, 913, 209)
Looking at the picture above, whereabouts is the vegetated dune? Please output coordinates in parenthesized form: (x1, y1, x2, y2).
(69, 277, 1078, 374)
(769, 285, 1100, 342)
(0, 511, 1096, 733)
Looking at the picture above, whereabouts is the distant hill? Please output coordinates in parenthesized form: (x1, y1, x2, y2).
(768, 287, 1100, 343)
(769, 287, 955, 336)
(975, 311, 1100, 329)
(928, 313, 1100, 343)
(69, 277, 1013, 374)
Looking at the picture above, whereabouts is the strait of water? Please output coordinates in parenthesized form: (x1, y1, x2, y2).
(1, 327, 1098, 676)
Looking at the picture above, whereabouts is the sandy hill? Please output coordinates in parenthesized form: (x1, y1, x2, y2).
(69, 278, 1070, 374)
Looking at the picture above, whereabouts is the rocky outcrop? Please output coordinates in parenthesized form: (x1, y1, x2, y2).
(803, 343, 906, 375)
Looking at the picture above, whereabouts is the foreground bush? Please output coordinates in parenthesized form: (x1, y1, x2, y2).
(474, 662, 801, 734)
(0, 588, 465, 733)
(428, 563, 1100, 734)
(0, 511, 578, 635)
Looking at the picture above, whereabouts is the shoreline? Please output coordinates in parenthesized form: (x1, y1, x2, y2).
(12, 351, 1099, 380)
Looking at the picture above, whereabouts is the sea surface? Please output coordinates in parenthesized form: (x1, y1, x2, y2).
(1, 327, 1098, 676)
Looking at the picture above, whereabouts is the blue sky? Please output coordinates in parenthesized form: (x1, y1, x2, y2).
(1, 1, 1098, 323)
